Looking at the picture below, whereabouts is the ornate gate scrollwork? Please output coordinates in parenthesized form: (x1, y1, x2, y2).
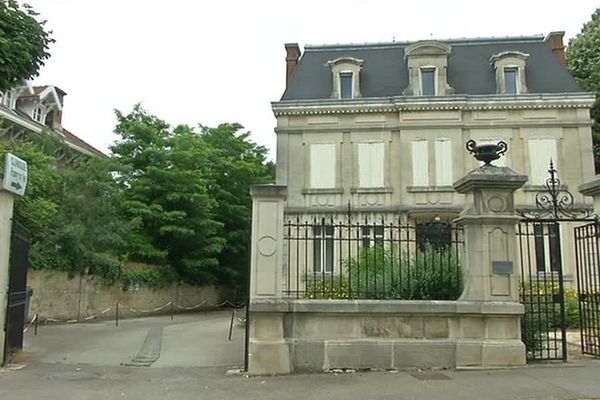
(519, 160, 596, 221)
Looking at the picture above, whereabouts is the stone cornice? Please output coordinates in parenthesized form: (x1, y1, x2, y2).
(272, 93, 595, 116)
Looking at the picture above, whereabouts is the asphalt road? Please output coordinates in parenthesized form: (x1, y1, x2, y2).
(2, 311, 600, 400)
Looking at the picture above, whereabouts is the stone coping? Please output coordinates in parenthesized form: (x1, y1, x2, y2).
(453, 166, 527, 193)
(250, 185, 287, 198)
(250, 299, 523, 315)
(579, 176, 600, 196)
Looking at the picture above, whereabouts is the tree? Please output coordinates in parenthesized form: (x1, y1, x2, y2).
(0, 135, 61, 242)
(42, 156, 135, 280)
(0, 0, 54, 92)
(0, 134, 132, 281)
(200, 123, 274, 289)
(111, 106, 226, 284)
(567, 7, 600, 168)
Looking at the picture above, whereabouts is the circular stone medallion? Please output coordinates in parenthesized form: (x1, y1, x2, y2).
(258, 236, 277, 257)
(487, 195, 505, 213)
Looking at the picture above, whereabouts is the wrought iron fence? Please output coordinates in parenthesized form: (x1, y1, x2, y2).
(574, 221, 600, 357)
(282, 215, 464, 300)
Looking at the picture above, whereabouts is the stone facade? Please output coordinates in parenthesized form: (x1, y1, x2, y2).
(275, 103, 594, 216)
(248, 34, 597, 375)
(273, 36, 595, 281)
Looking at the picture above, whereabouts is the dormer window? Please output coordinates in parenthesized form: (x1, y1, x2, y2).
(404, 41, 453, 96)
(490, 51, 529, 95)
(504, 67, 518, 94)
(340, 72, 353, 99)
(32, 105, 45, 123)
(420, 67, 436, 96)
(2, 90, 14, 108)
(328, 57, 364, 99)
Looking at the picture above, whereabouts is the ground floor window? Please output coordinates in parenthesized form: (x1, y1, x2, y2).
(534, 223, 560, 272)
(416, 222, 452, 250)
(361, 225, 384, 248)
(313, 225, 334, 273)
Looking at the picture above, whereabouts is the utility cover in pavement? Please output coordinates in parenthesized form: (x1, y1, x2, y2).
(2, 153, 27, 196)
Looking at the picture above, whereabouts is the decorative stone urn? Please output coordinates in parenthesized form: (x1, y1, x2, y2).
(466, 139, 508, 166)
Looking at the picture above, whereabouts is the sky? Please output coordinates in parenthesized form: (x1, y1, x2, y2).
(26, 0, 599, 159)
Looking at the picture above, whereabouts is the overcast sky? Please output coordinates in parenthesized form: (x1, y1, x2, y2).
(26, 0, 598, 158)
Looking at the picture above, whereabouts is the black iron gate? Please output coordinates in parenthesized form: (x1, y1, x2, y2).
(517, 161, 596, 361)
(574, 221, 600, 357)
(3, 221, 30, 365)
(518, 220, 567, 361)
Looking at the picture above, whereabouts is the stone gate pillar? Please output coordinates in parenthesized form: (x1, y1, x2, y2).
(454, 166, 527, 302)
(248, 185, 290, 375)
(453, 165, 528, 367)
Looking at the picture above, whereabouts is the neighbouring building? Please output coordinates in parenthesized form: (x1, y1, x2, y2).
(272, 33, 595, 285)
(0, 82, 104, 160)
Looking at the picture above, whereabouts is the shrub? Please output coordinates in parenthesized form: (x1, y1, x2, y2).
(521, 283, 585, 353)
(121, 264, 179, 289)
(306, 245, 462, 300)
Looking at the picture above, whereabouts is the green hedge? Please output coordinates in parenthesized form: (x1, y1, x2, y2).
(307, 245, 462, 301)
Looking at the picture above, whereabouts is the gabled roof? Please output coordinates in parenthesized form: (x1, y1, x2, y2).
(0, 104, 105, 157)
(282, 35, 583, 101)
(61, 128, 105, 157)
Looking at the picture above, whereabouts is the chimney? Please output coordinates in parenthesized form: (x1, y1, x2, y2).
(545, 31, 567, 66)
(285, 43, 301, 89)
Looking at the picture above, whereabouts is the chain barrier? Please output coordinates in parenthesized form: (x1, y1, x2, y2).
(28, 299, 247, 327)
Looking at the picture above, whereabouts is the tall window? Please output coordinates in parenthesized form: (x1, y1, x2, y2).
(434, 139, 452, 186)
(340, 72, 353, 99)
(534, 223, 560, 272)
(313, 225, 334, 273)
(310, 143, 336, 188)
(412, 140, 429, 186)
(357, 142, 384, 188)
(504, 67, 518, 94)
(528, 139, 557, 185)
(32, 105, 44, 123)
(362, 226, 384, 248)
(420, 68, 436, 96)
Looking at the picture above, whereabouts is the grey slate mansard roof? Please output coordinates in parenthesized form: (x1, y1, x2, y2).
(281, 35, 583, 101)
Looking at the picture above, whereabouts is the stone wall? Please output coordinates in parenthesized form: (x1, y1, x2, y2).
(27, 270, 230, 321)
(249, 299, 525, 374)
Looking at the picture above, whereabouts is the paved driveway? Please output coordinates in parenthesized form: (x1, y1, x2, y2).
(22, 310, 245, 368)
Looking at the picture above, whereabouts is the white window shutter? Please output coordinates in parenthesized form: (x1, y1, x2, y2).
(528, 139, 557, 185)
(358, 142, 384, 188)
(369, 142, 384, 187)
(310, 144, 336, 188)
(412, 141, 429, 186)
(357, 143, 370, 187)
(435, 139, 452, 186)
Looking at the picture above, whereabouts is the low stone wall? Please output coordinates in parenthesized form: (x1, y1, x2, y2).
(27, 270, 230, 321)
(248, 299, 525, 374)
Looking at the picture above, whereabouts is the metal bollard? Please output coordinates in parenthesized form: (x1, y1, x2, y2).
(170, 302, 174, 321)
(228, 307, 236, 341)
(34, 313, 39, 335)
(115, 302, 119, 327)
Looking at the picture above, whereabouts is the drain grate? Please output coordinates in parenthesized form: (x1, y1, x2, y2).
(409, 371, 451, 381)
